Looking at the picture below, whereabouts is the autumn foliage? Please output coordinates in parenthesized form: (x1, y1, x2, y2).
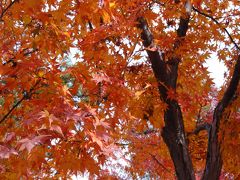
(0, 0, 240, 179)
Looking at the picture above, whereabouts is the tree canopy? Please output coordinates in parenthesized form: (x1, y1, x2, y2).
(0, 0, 240, 179)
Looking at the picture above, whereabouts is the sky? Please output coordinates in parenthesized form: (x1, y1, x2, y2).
(205, 55, 227, 88)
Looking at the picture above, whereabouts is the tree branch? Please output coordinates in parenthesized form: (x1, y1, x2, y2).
(191, 6, 240, 180)
(219, 55, 240, 111)
(115, 142, 131, 146)
(149, 153, 172, 174)
(188, 123, 211, 136)
(137, 17, 167, 98)
(201, 31, 240, 180)
(0, 0, 19, 20)
(177, 16, 190, 38)
(137, 5, 195, 179)
(193, 6, 240, 51)
(0, 96, 25, 124)
(0, 79, 41, 124)
(3, 48, 38, 66)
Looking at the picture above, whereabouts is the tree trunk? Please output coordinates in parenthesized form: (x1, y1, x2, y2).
(202, 55, 240, 180)
(162, 101, 195, 180)
(138, 3, 240, 179)
(201, 105, 223, 180)
(138, 16, 195, 180)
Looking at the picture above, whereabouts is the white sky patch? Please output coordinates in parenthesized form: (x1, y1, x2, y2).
(69, 47, 83, 63)
(72, 173, 90, 180)
(205, 54, 227, 88)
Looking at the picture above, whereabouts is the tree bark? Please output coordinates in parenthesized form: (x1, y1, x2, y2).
(138, 15, 195, 180)
(202, 54, 240, 180)
(138, 2, 240, 179)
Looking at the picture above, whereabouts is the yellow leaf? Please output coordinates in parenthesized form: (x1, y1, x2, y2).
(102, 11, 111, 23)
(22, 15, 31, 25)
(109, 2, 116, 8)
(135, 90, 146, 99)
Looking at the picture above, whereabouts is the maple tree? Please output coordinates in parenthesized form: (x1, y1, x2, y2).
(0, 0, 240, 179)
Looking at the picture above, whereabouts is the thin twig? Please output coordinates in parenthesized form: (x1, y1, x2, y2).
(193, 6, 240, 51)
(23, 48, 38, 56)
(115, 142, 131, 146)
(3, 48, 38, 66)
(0, 79, 41, 124)
(0, 0, 19, 20)
(149, 153, 172, 174)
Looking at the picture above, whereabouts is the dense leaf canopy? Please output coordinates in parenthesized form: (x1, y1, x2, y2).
(0, 0, 239, 179)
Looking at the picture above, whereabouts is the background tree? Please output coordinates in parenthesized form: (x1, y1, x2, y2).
(0, 0, 239, 179)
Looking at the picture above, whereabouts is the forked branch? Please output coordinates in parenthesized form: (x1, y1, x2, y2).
(137, 5, 195, 179)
